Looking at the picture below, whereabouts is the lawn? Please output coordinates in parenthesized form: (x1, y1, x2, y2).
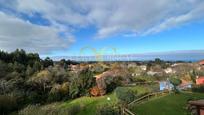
(17, 85, 155, 115)
(131, 92, 204, 115)
(60, 93, 117, 115)
(59, 85, 152, 115)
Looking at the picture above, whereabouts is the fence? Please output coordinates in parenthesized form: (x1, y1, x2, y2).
(122, 91, 170, 115)
(128, 91, 170, 107)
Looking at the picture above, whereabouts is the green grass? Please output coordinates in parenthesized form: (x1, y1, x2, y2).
(59, 85, 152, 115)
(131, 92, 204, 115)
(60, 93, 118, 115)
(126, 85, 155, 94)
(17, 85, 154, 115)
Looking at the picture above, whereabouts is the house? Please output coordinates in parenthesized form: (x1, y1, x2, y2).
(177, 79, 192, 90)
(178, 83, 192, 90)
(128, 63, 137, 68)
(139, 65, 147, 71)
(147, 71, 162, 76)
(159, 80, 174, 91)
(164, 68, 175, 74)
(196, 76, 204, 85)
(199, 60, 204, 65)
(178, 79, 192, 89)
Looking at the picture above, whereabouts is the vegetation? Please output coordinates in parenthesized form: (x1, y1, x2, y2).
(0, 94, 18, 114)
(60, 93, 118, 115)
(0, 49, 204, 115)
(131, 93, 204, 115)
(169, 77, 182, 93)
(0, 49, 95, 114)
(115, 87, 136, 105)
(192, 85, 204, 93)
(97, 104, 120, 115)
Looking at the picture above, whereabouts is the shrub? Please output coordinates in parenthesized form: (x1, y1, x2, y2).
(27, 91, 48, 104)
(69, 78, 80, 98)
(0, 94, 18, 114)
(169, 77, 182, 86)
(192, 85, 204, 93)
(90, 86, 101, 96)
(47, 92, 62, 102)
(169, 77, 181, 93)
(69, 68, 95, 98)
(19, 104, 81, 115)
(97, 104, 120, 115)
(115, 87, 136, 105)
(105, 77, 120, 93)
(65, 104, 81, 115)
(18, 105, 46, 115)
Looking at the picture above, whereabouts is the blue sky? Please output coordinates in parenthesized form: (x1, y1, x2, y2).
(0, 0, 204, 58)
(48, 20, 204, 57)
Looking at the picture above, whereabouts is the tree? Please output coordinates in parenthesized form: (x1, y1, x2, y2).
(0, 61, 12, 79)
(26, 66, 34, 76)
(13, 61, 25, 73)
(115, 87, 136, 105)
(169, 77, 182, 93)
(11, 49, 27, 65)
(42, 57, 53, 68)
(59, 59, 68, 69)
(28, 70, 52, 92)
(69, 68, 95, 98)
(69, 78, 80, 98)
(155, 58, 162, 64)
(32, 61, 42, 72)
(78, 68, 95, 91)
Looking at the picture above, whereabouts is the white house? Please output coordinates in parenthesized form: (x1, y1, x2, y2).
(159, 80, 174, 91)
(164, 68, 175, 74)
(140, 65, 147, 71)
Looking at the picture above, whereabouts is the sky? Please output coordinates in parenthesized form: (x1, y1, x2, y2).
(0, 0, 204, 59)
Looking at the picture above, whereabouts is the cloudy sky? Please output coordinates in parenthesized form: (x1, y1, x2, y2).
(0, 0, 204, 58)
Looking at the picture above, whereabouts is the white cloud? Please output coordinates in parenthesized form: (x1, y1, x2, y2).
(145, 1, 204, 34)
(0, 11, 74, 54)
(8, 0, 203, 38)
(0, 0, 204, 49)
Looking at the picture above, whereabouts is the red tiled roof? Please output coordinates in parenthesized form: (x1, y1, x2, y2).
(196, 77, 204, 85)
(199, 60, 204, 65)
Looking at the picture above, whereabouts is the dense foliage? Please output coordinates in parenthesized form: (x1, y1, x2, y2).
(192, 85, 204, 93)
(169, 77, 182, 93)
(115, 87, 136, 105)
(0, 49, 203, 114)
(0, 49, 95, 114)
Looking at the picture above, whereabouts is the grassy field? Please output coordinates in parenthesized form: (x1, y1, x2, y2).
(58, 85, 152, 115)
(131, 92, 204, 115)
(17, 85, 156, 115)
(60, 93, 117, 115)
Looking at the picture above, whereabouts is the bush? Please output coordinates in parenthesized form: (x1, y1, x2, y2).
(169, 77, 182, 86)
(115, 87, 136, 105)
(27, 91, 48, 104)
(19, 104, 81, 115)
(192, 85, 204, 93)
(97, 104, 120, 115)
(48, 82, 70, 102)
(0, 94, 18, 114)
(65, 104, 81, 115)
(169, 77, 181, 93)
(69, 68, 95, 98)
(19, 105, 47, 115)
(47, 92, 62, 102)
